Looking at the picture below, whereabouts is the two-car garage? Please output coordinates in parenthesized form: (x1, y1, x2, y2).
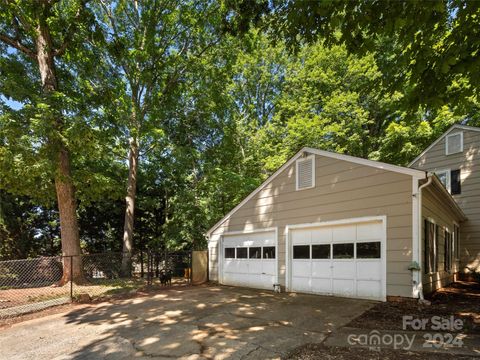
(220, 217, 386, 301)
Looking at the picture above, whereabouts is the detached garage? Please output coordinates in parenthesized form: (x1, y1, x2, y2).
(207, 147, 465, 301)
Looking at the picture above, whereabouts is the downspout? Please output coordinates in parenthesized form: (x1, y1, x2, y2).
(415, 175, 433, 301)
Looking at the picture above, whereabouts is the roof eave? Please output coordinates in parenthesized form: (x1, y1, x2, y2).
(408, 124, 480, 168)
(429, 174, 467, 222)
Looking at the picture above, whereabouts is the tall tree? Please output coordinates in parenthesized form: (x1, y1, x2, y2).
(95, 0, 223, 272)
(0, 0, 95, 282)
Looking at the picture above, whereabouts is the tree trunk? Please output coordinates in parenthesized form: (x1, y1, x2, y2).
(36, 11, 83, 284)
(55, 146, 83, 284)
(121, 137, 139, 275)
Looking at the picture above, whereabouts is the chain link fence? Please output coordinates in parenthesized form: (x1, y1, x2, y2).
(0, 251, 194, 319)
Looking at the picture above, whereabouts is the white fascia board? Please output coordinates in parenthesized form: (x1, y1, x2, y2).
(303, 147, 426, 178)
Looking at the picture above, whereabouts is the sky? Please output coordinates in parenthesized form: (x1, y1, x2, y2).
(1, 96, 23, 110)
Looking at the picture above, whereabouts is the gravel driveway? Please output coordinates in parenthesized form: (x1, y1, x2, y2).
(0, 285, 374, 360)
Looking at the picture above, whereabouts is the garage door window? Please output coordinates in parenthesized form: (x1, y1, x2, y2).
(356, 242, 381, 259)
(293, 245, 310, 259)
(249, 247, 261, 259)
(225, 248, 235, 258)
(237, 247, 248, 259)
(263, 246, 275, 259)
(312, 244, 330, 259)
(332, 243, 354, 259)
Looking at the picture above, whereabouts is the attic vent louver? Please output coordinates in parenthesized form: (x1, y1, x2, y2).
(296, 155, 315, 190)
(446, 132, 463, 155)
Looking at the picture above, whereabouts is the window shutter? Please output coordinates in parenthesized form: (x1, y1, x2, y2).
(434, 225, 439, 273)
(444, 230, 450, 271)
(296, 156, 315, 190)
(451, 169, 461, 195)
(454, 225, 460, 260)
(424, 220, 433, 274)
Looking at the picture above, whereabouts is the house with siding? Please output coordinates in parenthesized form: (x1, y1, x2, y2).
(409, 124, 480, 290)
(206, 125, 476, 301)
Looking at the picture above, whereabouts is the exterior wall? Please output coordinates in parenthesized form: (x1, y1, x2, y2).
(411, 127, 480, 273)
(421, 187, 461, 293)
(209, 154, 415, 297)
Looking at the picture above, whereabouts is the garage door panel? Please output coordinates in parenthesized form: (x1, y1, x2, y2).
(332, 261, 355, 279)
(311, 228, 332, 243)
(290, 219, 385, 301)
(357, 222, 382, 241)
(223, 260, 236, 272)
(332, 279, 355, 297)
(263, 239, 276, 246)
(332, 225, 356, 243)
(292, 229, 311, 244)
(248, 260, 262, 274)
(311, 278, 331, 293)
(291, 276, 311, 292)
(311, 261, 331, 277)
(357, 280, 382, 299)
(262, 261, 276, 275)
(222, 231, 277, 290)
(357, 261, 382, 280)
(292, 261, 311, 276)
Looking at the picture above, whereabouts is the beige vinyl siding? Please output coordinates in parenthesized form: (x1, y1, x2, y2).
(421, 187, 461, 293)
(411, 128, 480, 272)
(209, 154, 415, 297)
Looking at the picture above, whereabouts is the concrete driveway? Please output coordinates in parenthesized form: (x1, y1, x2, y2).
(0, 285, 375, 360)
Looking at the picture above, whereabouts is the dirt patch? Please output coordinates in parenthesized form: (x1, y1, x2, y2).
(348, 282, 480, 333)
(285, 343, 474, 360)
(0, 283, 197, 329)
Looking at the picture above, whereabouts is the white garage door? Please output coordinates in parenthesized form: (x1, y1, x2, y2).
(221, 230, 277, 290)
(289, 219, 386, 301)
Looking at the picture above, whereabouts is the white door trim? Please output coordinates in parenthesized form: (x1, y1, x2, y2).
(220, 227, 279, 287)
(286, 215, 387, 301)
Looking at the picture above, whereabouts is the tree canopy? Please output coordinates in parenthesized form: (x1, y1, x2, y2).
(0, 0, 478, 259)
(226, 1, 480, 109)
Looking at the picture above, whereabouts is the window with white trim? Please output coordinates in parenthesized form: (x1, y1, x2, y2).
(446, 132, 463, 155)
(434, 169, 461, 194)
(435, 170, 450, 191)
(296, 155, 315, 190)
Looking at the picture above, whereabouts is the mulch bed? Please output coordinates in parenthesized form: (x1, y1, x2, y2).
(348, 281, 480, 333)
(285, 343, 474, 360)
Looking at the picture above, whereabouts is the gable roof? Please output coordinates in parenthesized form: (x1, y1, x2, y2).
(408, 124, 480, 167)
(206, 147, 426, 237)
